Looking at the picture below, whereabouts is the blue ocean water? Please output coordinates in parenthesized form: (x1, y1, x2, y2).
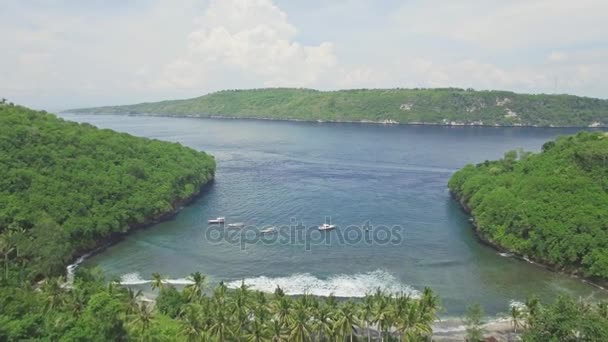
(61, 113, 607, 316)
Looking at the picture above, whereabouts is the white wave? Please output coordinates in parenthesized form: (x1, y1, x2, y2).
(225, 270, 420, 298)
(499, 252, 513, 257)
(65, 252, 93, 287)
(119, 272, 194, 286)
(509, 299, 526, 310)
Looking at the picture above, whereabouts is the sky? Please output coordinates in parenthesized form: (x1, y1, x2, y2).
(1, 0, 607, 110)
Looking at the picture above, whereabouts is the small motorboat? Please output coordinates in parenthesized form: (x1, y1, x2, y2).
(318, 223, 336, 231)
(260, 227, 277, 234)
(227, 222, 245, 228)
(208, 217, 225, 224)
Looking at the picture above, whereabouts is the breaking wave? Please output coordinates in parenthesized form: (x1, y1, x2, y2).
(225, 270, 419, 298)
(119, 272, 194, 286)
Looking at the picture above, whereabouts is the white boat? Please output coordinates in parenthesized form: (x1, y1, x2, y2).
(318, 223, 336, 231)
(227, 222, 245, 228)
(260, 227, 277, 234)
(208, 217, 225, 224)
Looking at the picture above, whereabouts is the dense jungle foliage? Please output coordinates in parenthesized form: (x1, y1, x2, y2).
(449, 131, 608, 279)
(0, 103, 215, 280)
(69, 88, 608, 127)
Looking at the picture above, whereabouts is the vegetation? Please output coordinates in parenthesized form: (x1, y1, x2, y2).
(522, 295, 608, 341)
(464, 303, 485, 341)
(68, 88, 608, 127)
(0, 103, 215, 280)
(2, 102, 608, 340)
(0, 267, 442, 341)
(449, 131, 608, 280)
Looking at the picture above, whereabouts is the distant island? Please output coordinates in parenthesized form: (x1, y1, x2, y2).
(67, 88, 608, 128)
(449, 132, 608, 283)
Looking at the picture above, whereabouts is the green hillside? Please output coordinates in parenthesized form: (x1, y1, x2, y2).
(0, 103, 215, 279)
(69, 88, 608, 127)
(449, 131, 608, 280)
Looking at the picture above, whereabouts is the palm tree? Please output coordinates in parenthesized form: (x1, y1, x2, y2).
(274, 286, 285, 298)
(524, 296, 541, 328)
(420, 287, 440, 316)
(405, 301, 434, 341)
(393, 294, 412, 341)
(313, 303, 334, 341)
(289, 303, 312, 342)
(124, 287, 143, 315)
(231, 280, 253, 337)
(106, 280, 122, 297)
(274, 296, 292, 327)
(510, 305, 522, 333)
(209, 282, 231, 341)
(185, 272, 206, 302)
(372, 294, 392, 342)
(181, 304, 206, 342)
(42, 277, 66, 311)
(269, 319, 288, 342)
(334, 300, 359, 342)
(209, 305, 231, 341)
(151, 272, 164, 290)
(254, 290, 270, 324)
(129, 301, 154, 341)
(68, 287, 87, 317)
(246, 318, 270, 342)
(325, 293, 338, 310)
(360, 294, 375, 342)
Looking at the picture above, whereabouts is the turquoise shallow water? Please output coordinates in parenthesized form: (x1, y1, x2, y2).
(60, 113, 607, 316)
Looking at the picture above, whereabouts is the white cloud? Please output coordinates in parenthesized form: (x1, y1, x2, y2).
(158, 0, 338, 89)
(1, 0, 608, 109)
(391, 0, 608, 50)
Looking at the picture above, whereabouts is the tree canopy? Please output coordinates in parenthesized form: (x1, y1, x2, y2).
(0, 103, 215, 281)
(449, 131, 608, 280)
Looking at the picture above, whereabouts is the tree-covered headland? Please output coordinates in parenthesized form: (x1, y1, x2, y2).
(68, 88, 608, 127)
(449, 131, 608, 281)
(0, 103, 215, 280)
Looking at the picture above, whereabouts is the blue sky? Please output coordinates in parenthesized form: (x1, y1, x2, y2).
(1, 0, 607, 110)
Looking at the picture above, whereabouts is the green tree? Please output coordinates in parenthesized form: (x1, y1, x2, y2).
(464, 303, 485, 342)
(151, 272, 165, 291)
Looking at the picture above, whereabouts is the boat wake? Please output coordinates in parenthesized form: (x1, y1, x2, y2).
(225, 270, 420, 298)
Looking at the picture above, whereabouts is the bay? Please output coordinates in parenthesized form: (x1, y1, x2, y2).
(60, 113, 607, 316)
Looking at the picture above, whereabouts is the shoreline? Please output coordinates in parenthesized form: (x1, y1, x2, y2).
(60, 111, 608, 129)
(450, 191, 608, 291)
(65, 179, 215, 279)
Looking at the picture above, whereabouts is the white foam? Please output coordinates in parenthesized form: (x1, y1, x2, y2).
(499, 252, 513, 257)
(509, 299, 526, 310)
(120, 272, 151, 285)
(119, 272, 194, 286)
(225, 270, 420, 298)
(65, 252, 93, 287)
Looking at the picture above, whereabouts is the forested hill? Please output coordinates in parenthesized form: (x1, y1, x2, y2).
(0, 103, 215, 280)
(449, 131, 608, 281)
(68, 88, 608, 127)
